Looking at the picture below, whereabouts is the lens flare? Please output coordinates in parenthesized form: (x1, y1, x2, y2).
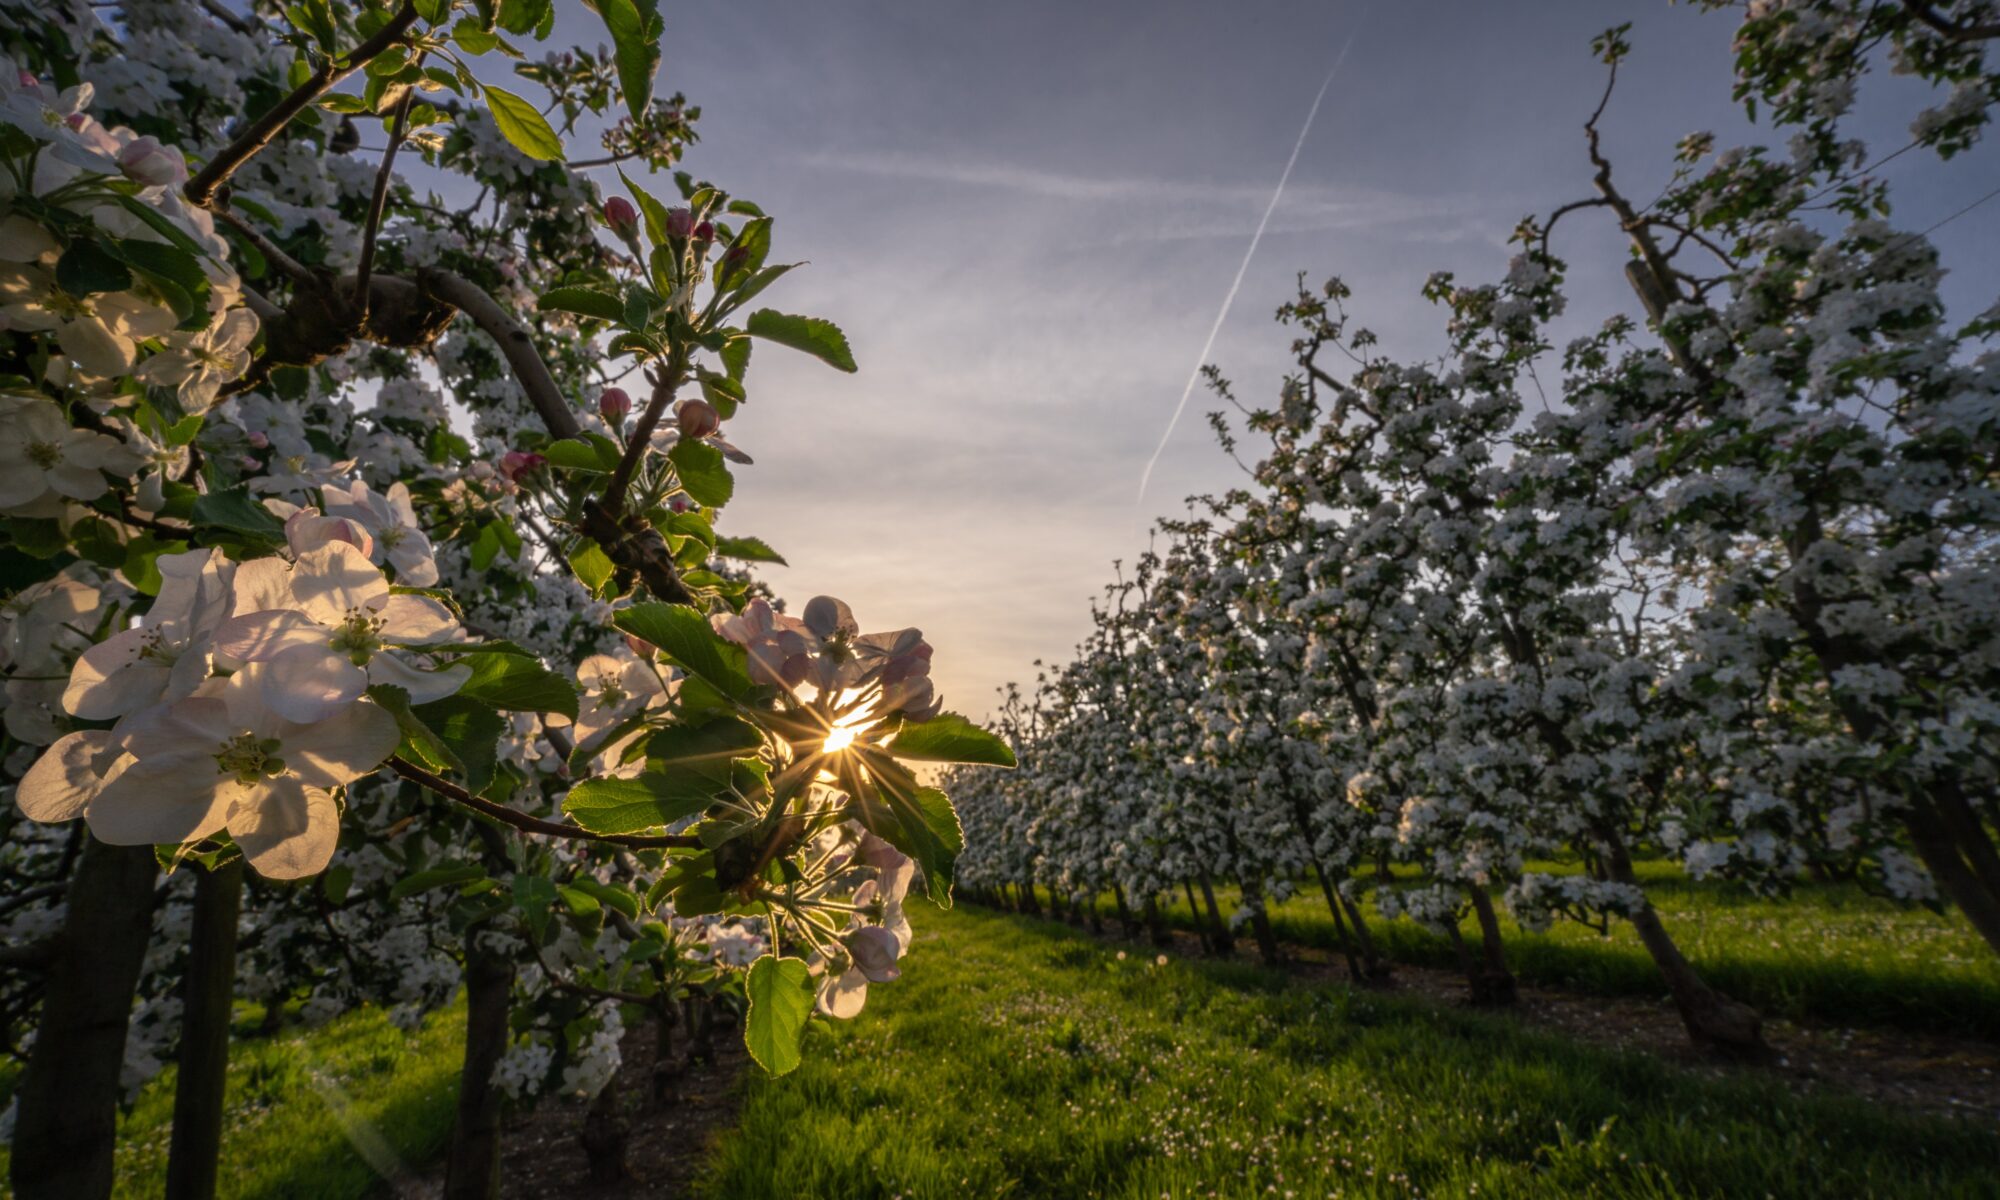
(821, 704, 877, 755)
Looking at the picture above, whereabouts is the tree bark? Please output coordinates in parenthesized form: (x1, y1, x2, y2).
(443, 936, 514, 1200)
(9, 837, 158, 1200)
(1248, 905, 1282, 967)
(1464, 884, 1517, 1005)
(1144, 895, 1172, 947)
(577, 1061, 628, 1185)
(1309, 860, 1365, 980)
(165, 857, 245, 1200)
(1180, 880, 1211, 953)
(1906, 790, 2000, 955)
(1339, 891, 1393, 980)
(1112, 885, 1138, 938)
(1196, 873, 1234, 957)
(1600, 831, 1769, 1060)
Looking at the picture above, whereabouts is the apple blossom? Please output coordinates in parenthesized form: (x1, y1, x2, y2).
(19, 664, 400, 879)
(0, 395, 145, 516)
(134, 307, 260, 413)
(320, 478, 441, 587)
(214, 542, 469, 723)
(62, 548, 234, 721)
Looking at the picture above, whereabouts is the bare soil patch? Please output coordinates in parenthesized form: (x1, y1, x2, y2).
(405, 1019, 748, 1198)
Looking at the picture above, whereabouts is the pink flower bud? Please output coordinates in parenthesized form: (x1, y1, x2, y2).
(246, 430, 270, 449)
(676, 398, 719, 440)
(624, 634, 656, 660)
(693, 221, 714, 241)
(499, 450, 547, 484)
(117, 136, 187, 188)
(603, 197, 639, 237)
(598, 387, 631, 422)
(665, 207, 694, 239)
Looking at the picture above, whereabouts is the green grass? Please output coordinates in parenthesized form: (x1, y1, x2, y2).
(0, 1002, 463, 1199)
(702, 905, 1999, 1200)
(1064, 860, 2000, 1037)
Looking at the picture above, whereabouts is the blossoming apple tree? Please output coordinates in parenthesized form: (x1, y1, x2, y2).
(0, 1, 1012, 1196)
(958, 1, 1999, 1062)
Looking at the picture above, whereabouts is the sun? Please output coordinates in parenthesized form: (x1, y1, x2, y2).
(821, 705, 877, 755)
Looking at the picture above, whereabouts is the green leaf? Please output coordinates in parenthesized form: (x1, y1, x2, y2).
(190, 487, 286, 542)
(107, 194, 209, 258)
(645, 715, 763, 784)
(369, 684, 463, 774)
(717, 217, 772, 290)
(617, 166, 678, 248)
(719, 335, 751, 382)
(667, 437, 733, 508)
(744, 955, 813, 1076)
(569, 537, 615, 596)
(562, 772, 716, 835)
(538, 285, 625, 322)
(540, 437, 614, 472)
(452, 17, 502, 54)
(121, 532, 184, 595)
(586, 0, 660, 124)
(496, 0, 550, 34)
(887, 712, 1017, 767)
(713, 535, 786, 566)
(114, 239, 211, 327)
(56, 238, 133, 296)
(513, 873, 559, 941)
(723, 263, 799, 314)
(414, 694, 508, 793)
(852, 751, 965, 907)
(456, 651, 579, 719)
(613, 603, 752, 699)
(744, 309, 856, 373)
(484, 84, 563, 161)
(557, 883, 601, 919)
(570, 876, 641, 920)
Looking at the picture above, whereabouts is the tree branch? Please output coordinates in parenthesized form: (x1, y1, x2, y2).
(353, 68, 421, 314)
(184, 2, 422, 207)
(603, 345, 687, 514)
(414, 269, 697, 604)
(389, 757, 699, 850)
(213, 206, 315, 286)
(1900, 0, 2000, 42)
(416, 268, 581, 440)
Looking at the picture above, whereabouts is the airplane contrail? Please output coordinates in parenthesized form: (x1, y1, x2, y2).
(1134, 26, 1361, 517)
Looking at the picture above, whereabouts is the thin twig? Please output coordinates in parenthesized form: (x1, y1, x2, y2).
(213, 207, 315, 285)
(353, 63, 423, 314)
(603, 345, 688, 514)
(1900, 0, 2000, 42)
(184, 2, 421, 207)
(389, 756, 699, 849)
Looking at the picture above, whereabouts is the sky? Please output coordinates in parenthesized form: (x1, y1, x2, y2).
(542, 0, 2000, 720)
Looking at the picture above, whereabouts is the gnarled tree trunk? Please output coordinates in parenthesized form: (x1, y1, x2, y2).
(1600, 831, 1768, 1059)
(443, 936, 514, 1200)
(1464, 884, 1516, 1005)
(9, 837, 158, 1200)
